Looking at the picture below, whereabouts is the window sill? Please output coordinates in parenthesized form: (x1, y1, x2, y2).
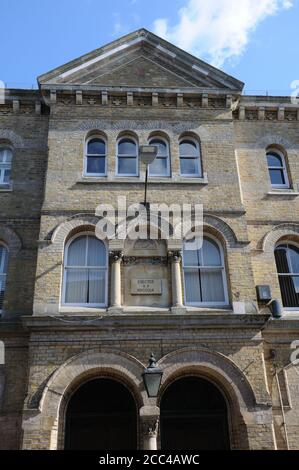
(267, 189, 299, 197)
(185, 306, 233, 314)
(283, 309, 299, 316)
(0, 182, 13, 192)
(76, 172, 208, 185)
(59, 306, 107, 314)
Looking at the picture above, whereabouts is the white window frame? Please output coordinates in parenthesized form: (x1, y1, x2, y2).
(179, 137, 202, 178)
(83, 136, 107, 177)
(0, 147, 13, 187)
(0, 243, 9, 314)
(183, 234, 229, 307)
(62, 232, 108, 308)
(266, 149, 290, 189)
(275, 242, 299, 312)
(148, 137, 171, 177)
(116, 136, 138, 177)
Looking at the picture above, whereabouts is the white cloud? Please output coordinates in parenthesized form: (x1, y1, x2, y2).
(153, 0, 293, 67)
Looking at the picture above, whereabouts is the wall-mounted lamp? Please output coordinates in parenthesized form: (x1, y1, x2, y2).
(142, 353, 163, 398)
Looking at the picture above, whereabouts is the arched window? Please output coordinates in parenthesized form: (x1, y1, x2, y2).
(117, 137, 138, 176)
(0, 244, 9, 313)
(179, 139, 202, 177)
(0, 148, 13, 187)
(183, 236, 228, 306)
(63, 234, 108, 307)
(275, 243, 299, 309)
(266, 149, 289, 188)
(84, 137, 106, 176)
(148, 138, 170, 177)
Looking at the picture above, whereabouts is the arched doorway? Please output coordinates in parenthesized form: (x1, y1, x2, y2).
(160, 376, 230, 450)
(65, 378, 137, 450)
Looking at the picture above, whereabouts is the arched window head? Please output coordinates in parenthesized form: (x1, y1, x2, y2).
(117, 137, 138, 176)
(0, 148, 13, 187)
(0, 244, 9, 313)
(179, 139, 202, 177)
(63, 234, 108, 307)
(85, 137, 106, 176)
(266, 149, 289, 188)
(148, 138, 170, 177)
(275, 243, 299, 309)
(183, 236, 228, 306)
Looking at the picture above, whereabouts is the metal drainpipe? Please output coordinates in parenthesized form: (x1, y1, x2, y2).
(275, 369, 290, 450)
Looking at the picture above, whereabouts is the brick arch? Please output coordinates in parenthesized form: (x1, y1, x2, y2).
(158, 348, 271, 449)
(0, 129, 24, 148)
(0, 226, 22, 257)
(50, 216, 100, 251)
(203, 215, 239, 248)
(36, 348, 149, 449)
(157, 347, 267, 450)
(254, 134, 298, 150)
(262, 223, 299, 253)
(148, 130, 171, 143)
(157, 347, 257, 410)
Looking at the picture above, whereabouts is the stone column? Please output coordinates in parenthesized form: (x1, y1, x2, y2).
(108, 250, 123, 313)
(140, 406, 160, 450)
(168, 251, 185, 314)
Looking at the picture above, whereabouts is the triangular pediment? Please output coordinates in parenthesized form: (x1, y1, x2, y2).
(38, 29, 244, 92)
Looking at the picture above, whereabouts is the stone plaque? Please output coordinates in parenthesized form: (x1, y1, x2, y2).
(131, 279, 162, 295)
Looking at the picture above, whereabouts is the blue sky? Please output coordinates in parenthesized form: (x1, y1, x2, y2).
(0, 0, 298, 95)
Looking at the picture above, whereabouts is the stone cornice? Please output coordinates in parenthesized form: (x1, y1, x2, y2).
(0, 89, 49, 116)
(234, 99, 299, 122)
(263, 317, 299, 334)
(21, 313, 270, 333)
(41, 88, 234, 110)
(1, 87, 298, 121)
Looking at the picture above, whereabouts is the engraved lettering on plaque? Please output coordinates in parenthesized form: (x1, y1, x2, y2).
(131, 279, 162, 295)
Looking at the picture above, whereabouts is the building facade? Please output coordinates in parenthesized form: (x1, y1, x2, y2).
(0, 29, 299, 450)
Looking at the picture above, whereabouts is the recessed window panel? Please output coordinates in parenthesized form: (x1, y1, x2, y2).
(149, 157, 168, 175)
(0, 148, 12, 186)
(87, 139, 106, 155)
(85, 138, 106, 175)
(275, 244, 299, 308)
(269, 169, 285, 186)
(87, 156, 105, 174)
(180, 158, 199, 176)
(118, 139, 136, 155)
(148, 139, 170, 177)
(266, 150, 289, 188)
(180, 141, 198, 157)
(64, 235, 107, 306)
(118, 157, 137, 175)
(183, 236, 227, 306)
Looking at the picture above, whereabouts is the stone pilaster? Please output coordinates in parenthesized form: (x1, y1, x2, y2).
(168, 251, 186, 314)
(108, 250, 123, 314)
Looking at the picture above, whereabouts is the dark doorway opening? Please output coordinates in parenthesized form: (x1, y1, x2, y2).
(65, 378, 137, 450)
(160, 376, 230, 450)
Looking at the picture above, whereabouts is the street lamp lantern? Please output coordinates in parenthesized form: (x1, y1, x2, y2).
(139, 145, 158, 165)
(142, 353, 163, 398)
(139, 145, 158, 208)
